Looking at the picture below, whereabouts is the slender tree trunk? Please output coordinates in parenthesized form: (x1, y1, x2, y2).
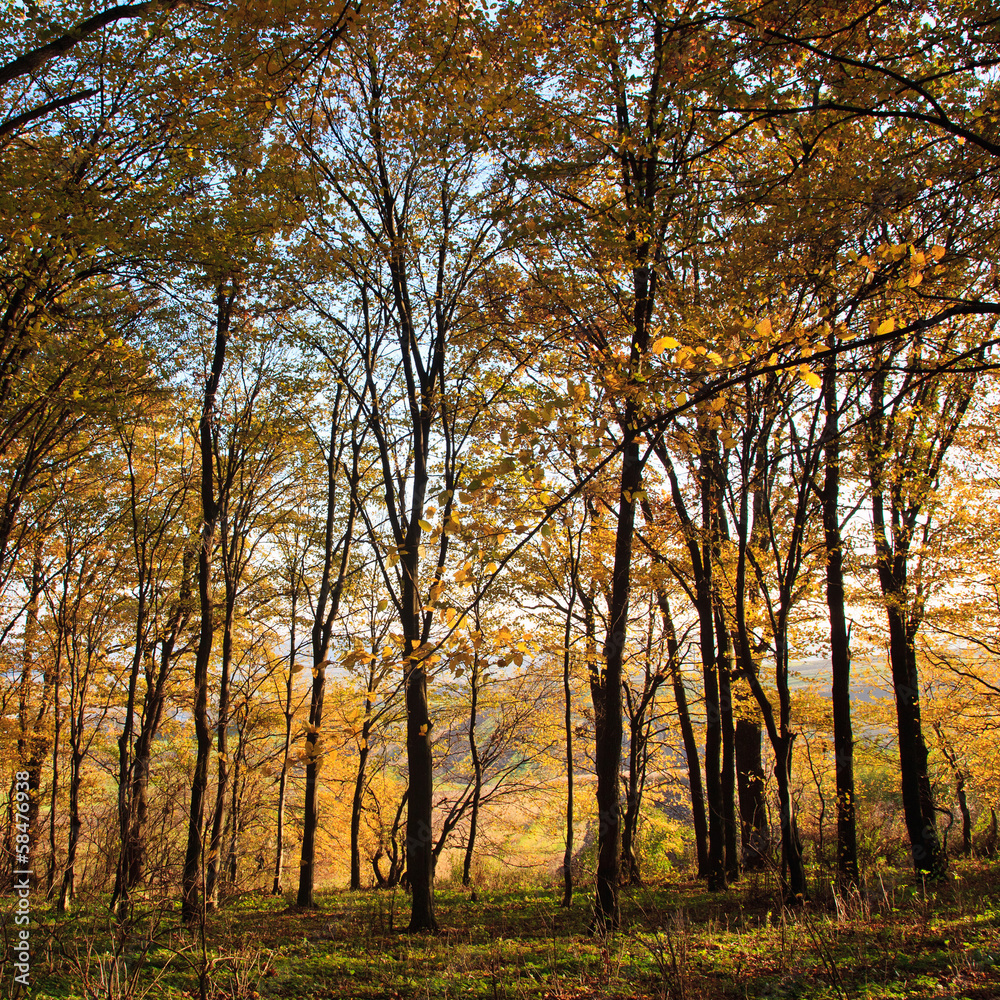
(694, 443, 725, 891)
(298, 412, 358, 908)
(592, 410, 643, 929)
(205, 594, 235, 909)
(773, 731, 806, 898)
(822, 348, 858, 888)
(46, 637, 63, 899)
(956, 776, 972, 857)
(717, 624, 739, 883)
(114, 594, 145, 918)
(620, 605, 662, 887)
(298, 646, 329, 905)
(934, 726, 972, 857)
(373, 790, 408, 889)
(350, 677, 374, 891)
(733, 483, 806, 900)
(181, 281, 236, 924)
(560, 570, 577, 907)
(864, 358, 963, 883)
(732, 448, 770, 872)
(654, 588, 708, 876)
(273, 590, 297, 895)
(462, 644, 484, 891)
(123, 597, 188, 899)
(58, 748, 83, 913)
(226, 716, 244, 888)
(620, 711, 642, 886)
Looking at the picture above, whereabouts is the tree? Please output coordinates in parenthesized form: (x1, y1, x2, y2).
(110, 387, 197, 917)
(861, 332, 979, 880)
(204, 335, 300, 908)
(41, 474, 126, 912)
(181, 279, 240, 924)
(295, 384, 364, 908)
(335, 565, 405, 892)
(512, 0, 740, 924)
(268, 517, 311, 896)
(293, 0, 518, 928)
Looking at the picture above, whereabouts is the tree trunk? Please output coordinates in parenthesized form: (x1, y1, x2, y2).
(560, 572, 577, 907)
(226, 717, 245, 888)
(462, 645, 484, 890)
(181, 281, 235, 924)
(620, 712, 642, 887)
(46, 637, 64, 899)
(655, 588, 708, 876)
(58, 749, 83, 913)
(298, 647, 328, 906)
(592, 412, 643, 929)
(273, 589, 297, 895)
(773, 733, 806, 900)
(700, 620, 725, 891)
(887, 607, 945, 878)
(934, 725, 972, 858)
(717, 626, 739, 883)
(404, 648, 436, 929)
(735, 717, 768, 869)
(297, 411, 358, 907)
(692, 463, 725, 891)
(822, 348, 858, 888)
(205, 593, 236, 909)
(350, 696, 373, 890)
(123, 598, 188, 901)
(373, 790, 408, 889)
(864, 355, 966, 883)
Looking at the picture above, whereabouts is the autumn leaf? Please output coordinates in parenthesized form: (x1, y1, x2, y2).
(651, 335, 679, 354)
(800, 367, 821, 389)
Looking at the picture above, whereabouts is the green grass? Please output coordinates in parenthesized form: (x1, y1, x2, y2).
(12, 861, 1000, 1000)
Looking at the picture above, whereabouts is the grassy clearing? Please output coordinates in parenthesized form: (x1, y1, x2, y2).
(10, 860, 1000, 1000)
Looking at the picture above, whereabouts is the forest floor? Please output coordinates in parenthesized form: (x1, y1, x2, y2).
(11, 858, 1000, 999)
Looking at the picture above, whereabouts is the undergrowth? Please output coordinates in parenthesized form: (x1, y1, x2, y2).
(8, 859, 1000, 999)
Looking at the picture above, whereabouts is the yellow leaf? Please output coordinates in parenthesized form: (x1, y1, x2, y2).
(801, 368, 821, 389)
(877, 317, 896, 336)
(418, 518, 433, 531)
(755, 317, 772, 339)
(651, 335, 679, 354)
(931, 245, 946, 261)
(377, 599, 388, 611)
(486, 562, 498, 573)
